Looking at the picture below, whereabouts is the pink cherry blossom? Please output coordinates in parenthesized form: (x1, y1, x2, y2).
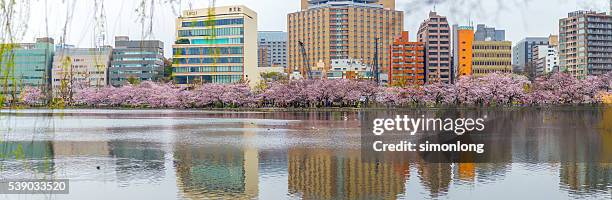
(15, 72, 612, 108)
(20, 86, 45, 105)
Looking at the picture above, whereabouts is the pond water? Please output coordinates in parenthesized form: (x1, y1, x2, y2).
(0, 108, 610, 200)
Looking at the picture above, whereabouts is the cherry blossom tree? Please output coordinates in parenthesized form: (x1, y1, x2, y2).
(527, 73, 609, 105)
(25, 72, 612, 108)
(478, 73, 529, 106)
(423, 82, 457, 106)
(20, 86, 45, 105)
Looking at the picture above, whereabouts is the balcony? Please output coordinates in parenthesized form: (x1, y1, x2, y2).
(588, 36, 612, 41)
(588, 42, 612, 46)
(587, 30, 612, 35)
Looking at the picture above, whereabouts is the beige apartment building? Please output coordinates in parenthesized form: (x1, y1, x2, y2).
(288, 0, 403, 82)
(418, 11, 452, 84)
(51, 47, 112, 97)
(472, 41, 512, 77)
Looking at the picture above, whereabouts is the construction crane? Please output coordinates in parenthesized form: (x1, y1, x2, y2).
(298, 41, 313, 79)
(372, 38, 380, 84)
(93, 0, 107, 48)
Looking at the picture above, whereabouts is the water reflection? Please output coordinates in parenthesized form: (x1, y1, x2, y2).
(560, 163, 611, 197)
(110, 141, 165, 184)
(287, 149, 408, 200)
(174, 145, 259, 199)
(0, 108, 610, 199)
(174, 122, 259, 200)
(558, 105, 612, 198)
(0, 141, 54, 179)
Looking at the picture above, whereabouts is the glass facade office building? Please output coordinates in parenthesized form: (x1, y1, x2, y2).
(172, 6, 259, 86)
(0, 38, 54, 96)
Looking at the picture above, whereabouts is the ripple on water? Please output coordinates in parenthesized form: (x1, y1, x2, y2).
(1, 109, 611, 200)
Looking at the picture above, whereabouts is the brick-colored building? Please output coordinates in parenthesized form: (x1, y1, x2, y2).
(417, 11, 451, 84)
(288, 0, 403, 82)
(258, 46, 269, 68)
(389, 31, 425, 86)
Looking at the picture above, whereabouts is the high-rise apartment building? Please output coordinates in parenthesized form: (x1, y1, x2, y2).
(51, 46, 112, 96)
(472, 41, 512, 77)
(512, 37, 549, 74)
(474, 24, 505, 41)
(172, 6, 259, 86)
(418, 11, 451, 84)
(0, 38, 54, 96)
(559, 11, 612, 78)
(453, 25, 474, 77)
(258, 31, 288, 68)
(288, 0, 403, 81)
(109, 36, 164, 86)
(389, 31, 425, 86)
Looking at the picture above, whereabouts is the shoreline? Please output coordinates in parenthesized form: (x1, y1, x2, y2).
(2, 105, 609, 112)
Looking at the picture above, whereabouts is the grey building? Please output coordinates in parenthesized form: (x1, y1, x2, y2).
(257, 31, 288, 69)
(512, 37, 549, 73)
(110, 36, 164, 86)
(474, 24, 505, 41)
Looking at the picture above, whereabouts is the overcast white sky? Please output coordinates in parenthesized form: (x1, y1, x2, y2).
(16, 0, 610, 57)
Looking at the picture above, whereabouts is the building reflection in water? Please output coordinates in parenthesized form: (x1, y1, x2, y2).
(559, 106, 612, 196)
(174, 122, 259, 200)
(416, 162, 451, 198)
(456, 163, 475, 182)
(51, 141, 116, 182)
(288, 148, 409, 200)
(109, 141, 166, 184)
(52, 141, 110, 157)
(0, 108, 611, 199)
(0, 141, 55, 178)
(599, 105, 612, 164)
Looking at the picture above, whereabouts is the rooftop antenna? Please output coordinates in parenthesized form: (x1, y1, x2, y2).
(468, 13, 472, 27)
(433, 0, 437, 12)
